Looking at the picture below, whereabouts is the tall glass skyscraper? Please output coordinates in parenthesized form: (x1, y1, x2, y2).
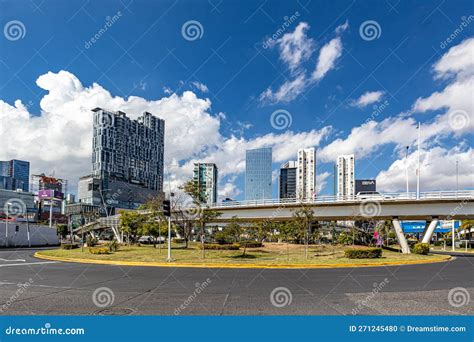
(245, 147, 272, 200)
(0, 159, 30, 192)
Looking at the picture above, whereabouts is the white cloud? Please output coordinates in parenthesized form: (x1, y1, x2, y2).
(335, 20, 349, 34)
(275, 22, 315, 73)
(433, 37, 474, 80)
(377, 146, 473, 192)
(312, 37, 343, 81)
(259, 74, 307, 103)
(191, 81, 209, 93)
(351, 90, 385, 108)
(0, 70, 332, 196)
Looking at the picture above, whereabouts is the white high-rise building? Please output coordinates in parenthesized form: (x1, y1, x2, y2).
(335, 154, 355, 199)
(296, 148, 316, 200)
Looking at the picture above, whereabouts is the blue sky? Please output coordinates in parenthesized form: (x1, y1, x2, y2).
(1, 0, 473, 199)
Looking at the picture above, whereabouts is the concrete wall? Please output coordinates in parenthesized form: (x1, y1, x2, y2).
(0, 222, 59, 247)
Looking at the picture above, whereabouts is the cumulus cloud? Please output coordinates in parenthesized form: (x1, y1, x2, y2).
(377, 146, 473, 192)
(0, 70, 332, 198)
(190, 81, 209, 93)
(351, 90, 385, 108)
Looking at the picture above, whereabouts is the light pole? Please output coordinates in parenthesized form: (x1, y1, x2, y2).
(405, 146, 409, 198)
(416, 122, 421, 200)
(49, 196, 54, 228)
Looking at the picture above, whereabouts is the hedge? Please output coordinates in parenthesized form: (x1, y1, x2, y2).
(198, 243, 240, 250)
(236, 241, 263, 248)
(344, 247, 382, 259)
(412, 243, 430, 255)
(89, 247, 110, 255)
(60, 243, 79, 250)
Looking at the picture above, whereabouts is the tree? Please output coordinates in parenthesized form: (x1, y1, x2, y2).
(119, 210, 145, 245)
(142, 195, 167, 250)
(171, 191, 195, 248)
(291, 205, 315, 259)
(278, 221, 298, 260)
(180, 179, 221, 258)
(56, 224, 68, 240)
(226, 216, 242, 242)
(460, 220, 474, 240)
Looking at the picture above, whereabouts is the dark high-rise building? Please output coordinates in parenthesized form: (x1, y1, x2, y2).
(0, 159, 30, 192)
(90, 108, 165, 209)
(279, 161, 297, 199)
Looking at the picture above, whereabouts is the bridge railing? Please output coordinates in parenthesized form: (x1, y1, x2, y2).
(206, 190, 474, 209)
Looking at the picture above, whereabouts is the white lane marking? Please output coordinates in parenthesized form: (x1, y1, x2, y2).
(0, 258, 26, 262)
(0, 261, 59, 267)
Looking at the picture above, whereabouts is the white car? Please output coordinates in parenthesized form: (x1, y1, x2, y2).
(356, 191, 392, 200)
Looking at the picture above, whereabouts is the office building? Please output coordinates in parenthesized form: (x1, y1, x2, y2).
(0, 159, 30, 192)
(335, 154, 355, 198)
(0, 189, 36, 218)
(90, 108, 165, 209)
(193, 163, 218, 204)
(279, 161, 297, 199)
(78, 174, 102, 206)
(296, 148, 317, 200)
(245, 147, 272, 200)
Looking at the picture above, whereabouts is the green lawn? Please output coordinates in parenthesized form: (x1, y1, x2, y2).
(37, 242, 450, 266)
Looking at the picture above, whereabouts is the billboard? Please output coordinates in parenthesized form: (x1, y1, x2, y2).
(355, 179, 376, 193)
(38, 189, 64, 200)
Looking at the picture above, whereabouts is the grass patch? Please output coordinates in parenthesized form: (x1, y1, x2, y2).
(36, 242, 450, 267)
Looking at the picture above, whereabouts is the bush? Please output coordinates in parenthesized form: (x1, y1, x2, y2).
(412, 243, 430, 255)
(344, 247, 382, 259)
(213, 231, 233, 245)
(86, 235, 98, 247)
(173, 238, 185, 243)
(60, 243, 79, 250)
(89, 247, 110, 255)
(199, 243, 239, 250)
(433, 240, 443, 247)
(236, 241, 263, 248)
(107, 240, 120, 253)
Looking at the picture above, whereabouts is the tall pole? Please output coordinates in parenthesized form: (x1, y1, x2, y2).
(456, 160, 459, 197)
(452, 221, 455, 252)
(5, 204, 9, 247)
(405, 146, 409, 198)
(49, 197, 53, 228)
(167, 215, 172, 261)
(416, 122, 421, 200)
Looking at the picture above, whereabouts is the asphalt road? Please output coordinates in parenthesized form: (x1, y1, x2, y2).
(0, 248, 472, 315)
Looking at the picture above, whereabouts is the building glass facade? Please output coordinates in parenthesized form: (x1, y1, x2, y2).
(279, 161, 297, 199)
(0, 159, 30, 192)
(193, 163, 218, 204)
(245, 147, 272, 200)
(90, 108, 165, 209)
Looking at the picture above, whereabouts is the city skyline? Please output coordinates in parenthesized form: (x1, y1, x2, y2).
(0, 1, 472, 202)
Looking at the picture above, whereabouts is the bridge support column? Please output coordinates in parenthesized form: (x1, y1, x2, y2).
(111, 226, 122, 243)
(421, 219, 439, 244)
(392, 218, 410, 254)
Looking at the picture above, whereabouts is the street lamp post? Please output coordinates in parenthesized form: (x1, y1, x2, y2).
(405, 146, 409, 198)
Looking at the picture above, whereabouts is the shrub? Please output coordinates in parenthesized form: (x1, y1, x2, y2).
(198, 243, 239, 250)
(107, 240, 120, 253)
(61, 243, 79, 250)
(173, 238, 185, 244)
(213, 231, 233, 244)
(412, 243, 430, 255)
(89, 247, 110, 255)
(86, 235, 98, 247)
(433, 240, 443, 247)
(344, 247, 382, 259)
(236, 241, 263, 248)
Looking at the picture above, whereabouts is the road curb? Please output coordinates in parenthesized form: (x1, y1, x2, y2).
(34, 252, 452, 269)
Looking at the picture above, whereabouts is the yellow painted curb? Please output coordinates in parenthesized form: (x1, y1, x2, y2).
(34, 252, 452, 269)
